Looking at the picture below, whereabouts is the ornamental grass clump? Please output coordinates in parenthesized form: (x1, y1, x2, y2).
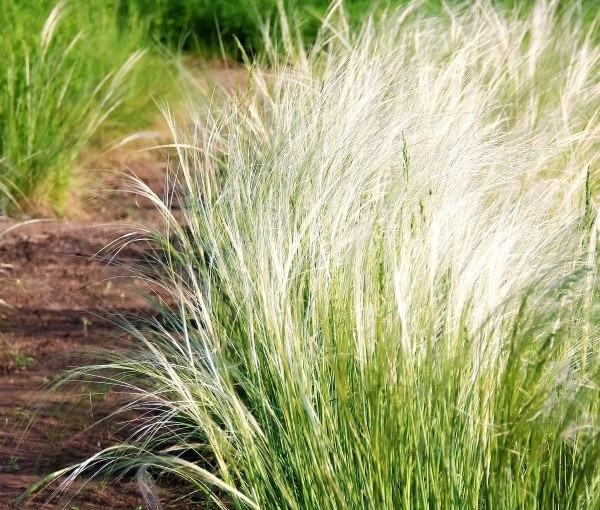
(40, 1, 599, 508)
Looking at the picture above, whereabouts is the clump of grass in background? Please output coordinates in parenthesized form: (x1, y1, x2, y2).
(35, 1, 600, 508)
(0, 0, 173, 216)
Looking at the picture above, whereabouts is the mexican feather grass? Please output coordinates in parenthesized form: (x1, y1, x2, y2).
(34, 1, 600, 508)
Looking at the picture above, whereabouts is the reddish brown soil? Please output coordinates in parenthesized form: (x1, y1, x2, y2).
(0, 143, 188, 509)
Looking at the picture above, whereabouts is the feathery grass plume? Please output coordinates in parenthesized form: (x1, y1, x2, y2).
(33, 1, 600, 508)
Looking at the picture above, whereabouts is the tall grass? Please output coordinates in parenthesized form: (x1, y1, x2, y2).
(37, 1, 600, 508)
(0, 0, 172, 215)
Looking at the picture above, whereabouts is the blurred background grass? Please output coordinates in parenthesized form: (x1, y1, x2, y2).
(135, 0, 600, 54)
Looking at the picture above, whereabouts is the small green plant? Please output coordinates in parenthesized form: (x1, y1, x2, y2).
(10, 349, 33, 370)
(0, 340, 33, 372)
(6, 455, 21, 472)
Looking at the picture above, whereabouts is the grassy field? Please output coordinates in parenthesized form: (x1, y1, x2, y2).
(20, 1, 598, 508)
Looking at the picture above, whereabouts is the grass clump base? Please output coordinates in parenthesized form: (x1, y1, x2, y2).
(35, 1, 600, 508)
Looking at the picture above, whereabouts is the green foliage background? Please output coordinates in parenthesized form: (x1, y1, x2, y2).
(133, 0, 600, 52)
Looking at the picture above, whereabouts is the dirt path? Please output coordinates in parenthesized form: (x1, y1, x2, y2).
(0, 61, 245, 509)
(0, 148, 189, 509)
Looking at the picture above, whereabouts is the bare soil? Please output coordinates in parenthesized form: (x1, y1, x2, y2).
(0, 142, 189, 509)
